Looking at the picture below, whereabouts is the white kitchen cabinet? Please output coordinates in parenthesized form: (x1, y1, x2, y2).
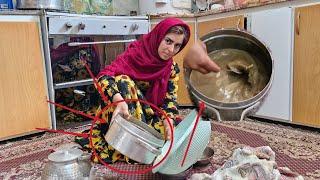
(247, 7, 294, 121)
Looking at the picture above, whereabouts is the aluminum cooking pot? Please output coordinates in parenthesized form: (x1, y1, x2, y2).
(104, 110, 211, 175)
(105, 114, 165, 164)
(16, 0, 63, 10)
(185, 29, 274, 121)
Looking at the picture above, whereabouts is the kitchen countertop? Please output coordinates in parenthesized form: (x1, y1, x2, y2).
(0, 9, 42, 15)
(0, 0, 287, 17)
(0, 10, 149, 20)
(195, 0, 293, 17)
(0, 0, 317, 18)
(150, 0, 298, 18)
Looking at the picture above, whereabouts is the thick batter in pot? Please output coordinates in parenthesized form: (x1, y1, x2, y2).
(190, 49, 269, 103)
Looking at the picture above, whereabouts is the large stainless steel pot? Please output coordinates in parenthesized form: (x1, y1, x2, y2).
(104, 114, 165, 164)
(16, 0, 63, 10)
(185, 29, 274, 121)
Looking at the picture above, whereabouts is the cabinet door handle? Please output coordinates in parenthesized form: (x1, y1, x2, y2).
(236, 18, 241, 30)
(296, 11, 300, 35)
(68, 39, 136, 46)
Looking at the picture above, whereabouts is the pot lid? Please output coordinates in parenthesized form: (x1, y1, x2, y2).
(152, 110, 211, 174)
(48, 148, 83, 162)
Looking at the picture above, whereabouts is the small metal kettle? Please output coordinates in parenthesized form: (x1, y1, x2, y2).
(41, 148, 92, 180)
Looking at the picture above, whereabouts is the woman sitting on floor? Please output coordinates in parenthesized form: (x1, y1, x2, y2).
(75, 17, 190, 164)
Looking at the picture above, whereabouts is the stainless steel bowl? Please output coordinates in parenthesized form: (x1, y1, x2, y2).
(185, 29, 274, 121)
(104, 114, 165, 164)
(16, 0, 63, 10)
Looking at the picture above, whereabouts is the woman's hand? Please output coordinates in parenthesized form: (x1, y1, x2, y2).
(163, 118, 174, 140)
(111, 93, 130, 121)
(183, 40, 220, 74)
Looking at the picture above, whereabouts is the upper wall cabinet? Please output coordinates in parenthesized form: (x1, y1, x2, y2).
(0, 15, 51, 140)
(248, 7, 293, 121)
(293, 4, 320, 127)
(197, 15, 245, 38)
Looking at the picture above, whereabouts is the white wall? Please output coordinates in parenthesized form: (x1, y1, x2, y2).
(139, 0, 191, 15)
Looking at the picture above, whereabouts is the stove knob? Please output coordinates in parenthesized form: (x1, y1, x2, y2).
(130, 23, 139, 32)
(65, 22, 72, 29)
(79, 22, 86, 30)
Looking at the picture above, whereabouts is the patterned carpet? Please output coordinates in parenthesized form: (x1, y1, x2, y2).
(0, 117, 319, 179)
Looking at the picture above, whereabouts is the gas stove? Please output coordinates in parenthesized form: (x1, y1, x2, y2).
(46, 12, 149, 36)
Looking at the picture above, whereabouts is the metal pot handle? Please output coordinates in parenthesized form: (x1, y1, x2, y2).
(206, 101, 260, 121)
(206, 106, 222, 122)
(240, 101, 260, 121)
(136, 138, 161, 155)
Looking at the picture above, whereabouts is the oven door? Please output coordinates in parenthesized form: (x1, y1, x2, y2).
(44, 12, 149, 129)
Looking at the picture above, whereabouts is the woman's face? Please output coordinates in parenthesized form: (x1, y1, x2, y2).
(158, 32, 184, 61)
